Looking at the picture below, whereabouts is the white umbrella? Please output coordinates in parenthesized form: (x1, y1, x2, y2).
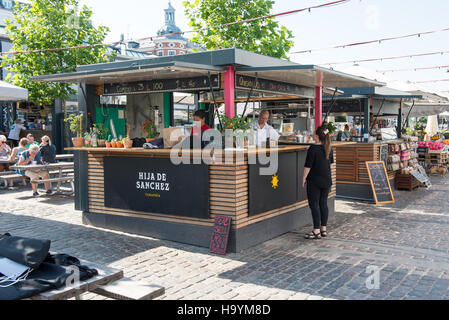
(425, 115, 439, 137)
(0, 81, 28, 101)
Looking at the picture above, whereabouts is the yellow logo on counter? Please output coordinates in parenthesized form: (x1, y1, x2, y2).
(271, 174, 279, 189)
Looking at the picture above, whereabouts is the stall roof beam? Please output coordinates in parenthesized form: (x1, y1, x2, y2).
(236, 65, 385, 89)
(336, 86, 422, 99)
(32, 61, 226, 84)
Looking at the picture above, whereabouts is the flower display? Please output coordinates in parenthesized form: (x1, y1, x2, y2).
(418, 141, 445, 151)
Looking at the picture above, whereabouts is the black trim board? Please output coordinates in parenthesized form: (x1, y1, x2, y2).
(82, 198, 335, 253)
(336, 181, 396, 202)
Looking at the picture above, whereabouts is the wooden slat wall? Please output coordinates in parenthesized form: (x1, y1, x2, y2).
(336, 144, 383, 184)
(86, 151, 336, 231)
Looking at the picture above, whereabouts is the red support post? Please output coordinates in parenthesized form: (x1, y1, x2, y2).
(315, 71, 323, 129)
(224, 66, 235, 118)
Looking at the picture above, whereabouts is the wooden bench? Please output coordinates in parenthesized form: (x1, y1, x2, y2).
(49, 169, 74, 176)
(56, 154, 74, 161)
(31, 176, 75, 194)
(0, 172, 26, 188)
(30, 260, 165, 301)
(91, 277, 165, 300)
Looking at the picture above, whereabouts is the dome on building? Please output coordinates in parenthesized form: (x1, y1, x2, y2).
(157, 1, 186, 40)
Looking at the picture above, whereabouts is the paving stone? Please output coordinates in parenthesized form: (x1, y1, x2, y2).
(3, 175, 449, 300)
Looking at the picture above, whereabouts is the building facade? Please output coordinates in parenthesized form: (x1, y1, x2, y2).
(135, 1, 203, 57)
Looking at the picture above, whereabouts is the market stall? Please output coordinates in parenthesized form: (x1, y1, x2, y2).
(33, 48, 383, 252)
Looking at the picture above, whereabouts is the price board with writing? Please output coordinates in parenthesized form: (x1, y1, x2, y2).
(366, 161, 395, 205)
(209, 216, 232, 255)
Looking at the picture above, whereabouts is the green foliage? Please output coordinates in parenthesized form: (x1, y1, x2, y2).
(322, 122, 337, 134)
(219, 114, 250, 132)
(334, 116, 347, 123)
(94, 123, 109, 140)
(183, 0, 294, 59)
(64, 113, 83, 137)
(142, 120, 158, 139)
(1, 0, 113, 106)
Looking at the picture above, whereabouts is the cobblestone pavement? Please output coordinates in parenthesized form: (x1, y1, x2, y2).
(1, 176, 449, 301)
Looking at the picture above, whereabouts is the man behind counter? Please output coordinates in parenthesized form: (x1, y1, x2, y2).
(250, 110, 280, 147)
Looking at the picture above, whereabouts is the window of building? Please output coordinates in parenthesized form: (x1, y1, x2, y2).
(168, 50, 176, 56)
(157, 51, 164, 56)
(169, 43, 174, 48)
(180, 51, 185, 55)
(158, 43, 163, 48)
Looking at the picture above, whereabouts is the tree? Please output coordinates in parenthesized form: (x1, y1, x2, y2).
(1, 0, 112, 106)
(183, 0, 294, 59)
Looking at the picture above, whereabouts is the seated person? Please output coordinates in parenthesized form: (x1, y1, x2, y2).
(0, 135, 12, 172)
(341, 125, 351, 141)
(39, 135, 57, 164)
(8, 138, 28, 186)
(25, 133, 40, 148)
(18, 144, 52, 197)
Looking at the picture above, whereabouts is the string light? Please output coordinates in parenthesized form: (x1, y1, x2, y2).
(291, 27, 449, 54)
(319, 50, 449, 66)
(0, 0, 350, 56)
(377, 65, 449, 73)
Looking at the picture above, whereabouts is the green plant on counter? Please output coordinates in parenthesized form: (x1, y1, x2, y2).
(219, 115, 250, 133)
(94, 123, 109, 140)
(64, 113, 83, 138)
(142, 120, 158, 139)
(322, 122, 337, 134)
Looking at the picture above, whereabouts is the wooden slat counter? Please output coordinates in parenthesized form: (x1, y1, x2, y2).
(68, 146, 336, 252)
(335, 140, 403, 201)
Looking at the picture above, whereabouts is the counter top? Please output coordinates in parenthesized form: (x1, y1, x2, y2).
(280, 141, 357, 147)
(66, 145, 310, 156)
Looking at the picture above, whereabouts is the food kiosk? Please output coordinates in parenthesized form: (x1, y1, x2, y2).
(33, 48, 383, 252)
(320, 87, 422, 201)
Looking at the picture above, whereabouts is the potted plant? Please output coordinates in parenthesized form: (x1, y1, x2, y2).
(322, 121, 337, 135)
(142, 120, 158, 142)
(219, 115, 251, 148)
(95, 123, 109, 147)
(64, 114, 84, 147)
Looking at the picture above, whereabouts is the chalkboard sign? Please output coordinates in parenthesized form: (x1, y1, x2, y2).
(417, 147, 429, 154)
(209, 216, 232, 255)
(410, 170, 427, 184)
(366, 161, 395, 204)
(103, 74, 220, 95)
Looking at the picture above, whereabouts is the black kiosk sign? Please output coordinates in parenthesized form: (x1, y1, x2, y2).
(365, 161, 395, 205)
(104, 157, 209, 219)
(235, 74, 312, 97)
(103, 74, 220, 95)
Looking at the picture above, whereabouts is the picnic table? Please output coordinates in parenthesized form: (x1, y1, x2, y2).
(29, 260, 165, 300)
(11, 162, 75, 194)
(56, 154, 74, 161)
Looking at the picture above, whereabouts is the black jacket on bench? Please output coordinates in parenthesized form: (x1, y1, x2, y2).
(0, 234, 98, 300)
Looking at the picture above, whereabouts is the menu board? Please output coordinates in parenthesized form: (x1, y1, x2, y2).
(366, 161, 395, 204)
(103, 75, 220, 95)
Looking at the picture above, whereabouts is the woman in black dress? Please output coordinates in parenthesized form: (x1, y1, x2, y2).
(302, 126, 334, 240)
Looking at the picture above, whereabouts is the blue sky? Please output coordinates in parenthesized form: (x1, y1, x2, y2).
(79, 0, 449, 93)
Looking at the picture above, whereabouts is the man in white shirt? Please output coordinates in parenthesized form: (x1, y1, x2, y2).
(8, 119, 26, 147)
(250, 110, 280, 147)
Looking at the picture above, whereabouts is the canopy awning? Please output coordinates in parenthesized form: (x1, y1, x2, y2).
(402, 102, 449, 117)
(32, 61, 226, 85)
(236, 65, 385, 89)
(0, 81, 28, 101)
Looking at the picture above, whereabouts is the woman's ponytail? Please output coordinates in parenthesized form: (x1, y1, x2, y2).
(317, 126, 331, 160)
